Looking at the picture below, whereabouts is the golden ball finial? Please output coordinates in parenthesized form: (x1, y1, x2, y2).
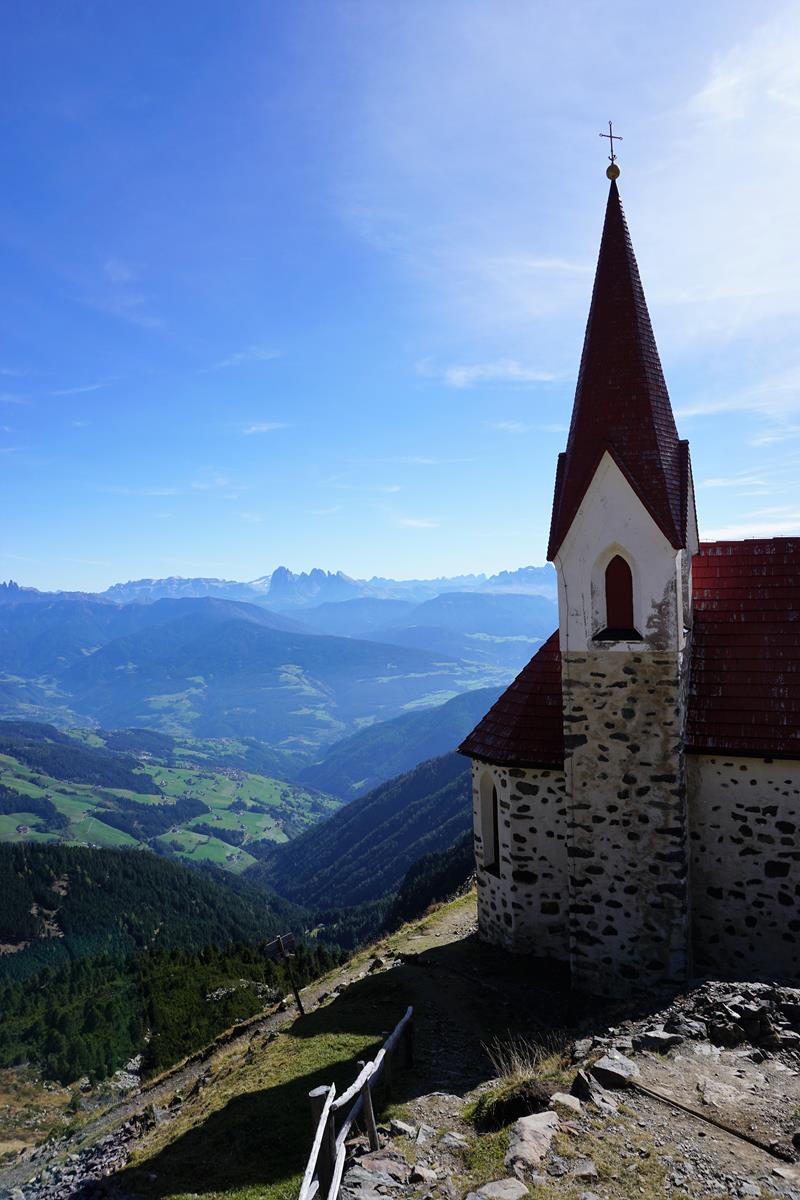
(606, 162, 620, 181)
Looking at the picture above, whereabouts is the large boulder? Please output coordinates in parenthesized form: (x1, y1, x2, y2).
(505, 1111, 560, 1175)
(589, 1050, 639, 1089)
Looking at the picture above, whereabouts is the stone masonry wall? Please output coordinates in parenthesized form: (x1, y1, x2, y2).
(472, 760, 569, 960)
(688, 755, 800, 981)
(562, 650, 689, 996)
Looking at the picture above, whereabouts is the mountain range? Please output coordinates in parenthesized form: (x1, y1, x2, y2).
(0, 584, 555, 754)
(1, 563, 556, 610)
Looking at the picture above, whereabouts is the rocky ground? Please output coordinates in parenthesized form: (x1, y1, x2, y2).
(2, 896, 800, 1200)
(338, 978, 800, 1200)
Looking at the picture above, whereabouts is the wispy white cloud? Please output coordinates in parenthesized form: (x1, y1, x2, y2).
(239, 511, 265, 523)
(675, 368, 800, 450)
(702, 511, 800, 540)
(83, 261, 163, 329)
(486, 256, 591, 276)
(208, 346, 281, 371)
(310, 505, 343, 516)
(750, 425, 800, 446)
(331, 478, 402, 494)
(420, 358, 555, 389)
(397, 516, 439, 528)
(700, 471, 771, 490)
(191, 473, 233, 491)
(243, 421, 288, 435)
(50, 381, 109, 397)
(0, 393, 26, 405)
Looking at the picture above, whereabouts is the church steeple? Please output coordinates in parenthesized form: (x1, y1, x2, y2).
(547, 179, 689, 561)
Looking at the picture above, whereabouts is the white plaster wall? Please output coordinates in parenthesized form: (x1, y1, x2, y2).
(472, 759, 569, 960)
(688, 755, 800, 981)
(553, 453, 684, 654)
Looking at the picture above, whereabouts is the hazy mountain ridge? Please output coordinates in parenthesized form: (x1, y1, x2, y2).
(1, 564, 557, 609)
(0, 595, 506, 753)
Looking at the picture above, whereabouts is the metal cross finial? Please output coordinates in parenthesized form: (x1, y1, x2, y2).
(599, 121, 622, 180)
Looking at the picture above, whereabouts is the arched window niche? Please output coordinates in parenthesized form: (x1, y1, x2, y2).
(593, 552, 642, 642)
(478, 772, 501, 876)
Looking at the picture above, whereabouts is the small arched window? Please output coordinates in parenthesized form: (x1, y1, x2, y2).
(479, 773, 501, 876)
(594, 554, 640, 640)
(606, 555, 634, 629)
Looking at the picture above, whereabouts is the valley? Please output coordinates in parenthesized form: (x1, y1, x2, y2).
(0, 573, 557, 760)
(0, 566, 552, 1191)
(0, 722, 341, 874)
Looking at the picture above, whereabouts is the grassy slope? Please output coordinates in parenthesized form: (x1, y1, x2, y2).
(2, 894, 721, 1200)
(119, 893, 480, 1200)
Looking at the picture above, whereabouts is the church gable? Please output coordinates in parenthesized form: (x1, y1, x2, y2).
(553, 450, 685, 654)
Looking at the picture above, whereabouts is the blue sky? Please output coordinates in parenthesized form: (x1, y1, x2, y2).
(3, 0, 800, 592)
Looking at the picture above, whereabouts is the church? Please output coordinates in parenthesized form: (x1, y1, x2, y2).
(459, 160, 800, 997)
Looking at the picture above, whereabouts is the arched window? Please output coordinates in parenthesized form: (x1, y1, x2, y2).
(479, 773, 500, 875)
(604, 554, 636, 634)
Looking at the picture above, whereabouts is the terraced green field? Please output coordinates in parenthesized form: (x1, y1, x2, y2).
(0, 741, 341, 873)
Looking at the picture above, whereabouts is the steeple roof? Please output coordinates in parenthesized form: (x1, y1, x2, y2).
(547, 180, 689, 560)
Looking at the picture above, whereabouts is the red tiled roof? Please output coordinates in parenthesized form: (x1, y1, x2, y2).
(458, 631, 564, 768)
(687, 538, 800, 758)
(548, 180, 688, 560)
(460, 539, 800, 768)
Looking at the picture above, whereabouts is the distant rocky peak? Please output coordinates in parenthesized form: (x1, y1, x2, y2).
(265, 566, 363, 607)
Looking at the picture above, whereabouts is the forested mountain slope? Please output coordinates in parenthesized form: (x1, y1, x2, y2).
(0, 844, 329, 1084)
(0, 843, 303, 970)
(300, 686, 501, 798)
(263, 753, 472, 908)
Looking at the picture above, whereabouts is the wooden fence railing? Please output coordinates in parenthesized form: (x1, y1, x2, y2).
(299, 1006, 414, 1200)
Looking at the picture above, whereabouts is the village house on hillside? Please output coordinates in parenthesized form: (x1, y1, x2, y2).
(459, 163, 800, 998)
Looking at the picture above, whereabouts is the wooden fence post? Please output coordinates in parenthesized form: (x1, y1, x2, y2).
(279, 935, 305, 1016)
(403, 1017, 414, 1069)
(356, 1061, 379, 1152)
(309, 1085, 336, 1198)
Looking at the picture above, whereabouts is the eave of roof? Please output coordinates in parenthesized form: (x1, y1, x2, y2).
(458, 631, 564, 769)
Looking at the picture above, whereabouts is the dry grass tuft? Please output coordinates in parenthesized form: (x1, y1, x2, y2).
(484, 1030, 571, 1084)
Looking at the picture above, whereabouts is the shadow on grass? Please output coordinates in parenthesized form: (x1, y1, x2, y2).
(114, 969, 420, 1199)
(109, 933, 682, 1198)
